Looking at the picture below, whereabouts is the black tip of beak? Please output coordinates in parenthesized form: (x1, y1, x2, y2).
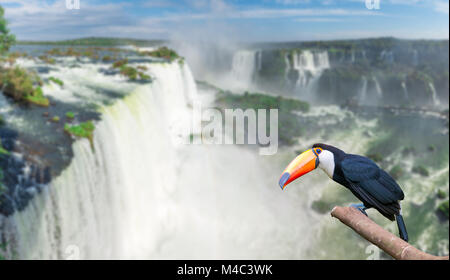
(279, 172, 290, 190)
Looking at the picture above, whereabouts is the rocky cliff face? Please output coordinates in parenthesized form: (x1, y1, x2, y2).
(247, 38, 449, 107)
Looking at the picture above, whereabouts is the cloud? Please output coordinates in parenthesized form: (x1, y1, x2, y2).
(0, 0, 447, 41)
(232, 8, 383, 19)
(434, 0, 449, 14)
(141, 0, 177, 8)
(0, 0, 168, 40)
(293, 17, 344, 22)
(275, 0, 310, 4)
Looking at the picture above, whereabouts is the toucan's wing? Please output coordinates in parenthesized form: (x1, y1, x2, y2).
(341, 155, 404, 205)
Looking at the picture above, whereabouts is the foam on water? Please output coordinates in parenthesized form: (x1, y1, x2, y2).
(6, 60, 322, 259)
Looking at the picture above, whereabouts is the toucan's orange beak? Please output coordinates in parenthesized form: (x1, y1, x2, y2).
(279, 149, 319, 190)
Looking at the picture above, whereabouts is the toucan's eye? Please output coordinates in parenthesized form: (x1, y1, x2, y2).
(316, 149, 321, 154)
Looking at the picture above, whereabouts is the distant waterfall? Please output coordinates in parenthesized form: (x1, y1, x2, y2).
(412, 49, 419, 66)
(286, 50, 329, 94)
(380, 50, 394, 64)
(429, 82, 440, 107)
(358, 76, 368, 104)
(372, 76, 383, 99)
(401, 81, 409, 101)
(231, 50, 257, 89)
(256, 50, 262, 72)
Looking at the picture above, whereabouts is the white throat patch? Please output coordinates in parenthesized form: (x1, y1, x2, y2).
(318, 150, 335, 178)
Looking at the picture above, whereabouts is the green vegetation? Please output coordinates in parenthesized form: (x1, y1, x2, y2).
(216, 91, 309, 112)
(178, 57, 185, 66)
(437, 189, 447, 199)
(42, 47, 112, 61)
(138, 72, 151, 80)
(119, 65, 138, 80)
(65, 111, 75, 119)
(402, 146, 416, 156)
(0, 67, 49, 107)
(0, 51, 27, 65)
(38, 55, 55, 64)
(112, 58, 128, 68)
(311, 200, 330, 214)
(64, 121, 95, 144)
(48, 77, 64, 87)
(102, 55, 113, 62)
(47, 47, 99, 59)
(257, 49, 287, 84)
(412, 165, 429, 177)
(0, 139, 9, 156)
(111, 58, 151, 81)
(24, 86, 49, 107)
(389, 164, 404, 180)
(366, 152, 383, 163)
(139, 46, 180, 62)
(437, 200, 449, 219)
(51, 116, 60, 123)
(0, 168, 6, 196)
(0, 5, 15, 55)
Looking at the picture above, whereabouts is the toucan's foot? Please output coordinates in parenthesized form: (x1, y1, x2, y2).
(350, 203, 368, 217)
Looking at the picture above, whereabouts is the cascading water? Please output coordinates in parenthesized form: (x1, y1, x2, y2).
(285, 50, 329, 95)
(429, 82, 440, 107)
(358, 76, 368, 104)
(372, 76, 383, 99)
(401, 81, 409, 101)
(256, 50, 262, 72)
(380, 50, 394, 64)
(4, 58, 322, 259)
(1, 42, 448, 260)
(230, 50, 257, 89)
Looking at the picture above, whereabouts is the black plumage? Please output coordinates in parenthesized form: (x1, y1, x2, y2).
(313, 143, 405, 221)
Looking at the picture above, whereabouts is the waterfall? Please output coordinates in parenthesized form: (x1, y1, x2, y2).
(401, 81, 409, 101)
(380, 50, 394, 64)
(5, 61, 319, 260)
(429, 82, 440, 107)
(256, 50, 262, 72)
(287, 50, 329, 94)
(362, 50, 367, 61)
(372, 76, 383, 99)
(412, 49, 419, 66)
(358, 76, 368, 104)
(230, 50, 257, 89)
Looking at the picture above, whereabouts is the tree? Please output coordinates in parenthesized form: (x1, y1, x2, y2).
(0, 5, 15, 55)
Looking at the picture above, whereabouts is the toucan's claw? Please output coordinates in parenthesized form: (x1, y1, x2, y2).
(350, 203, 368, 217)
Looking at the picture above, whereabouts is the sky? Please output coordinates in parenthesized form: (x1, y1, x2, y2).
(0, 0, 448, 42)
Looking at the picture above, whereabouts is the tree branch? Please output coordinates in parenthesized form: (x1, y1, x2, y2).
(331, 206, 449, 260)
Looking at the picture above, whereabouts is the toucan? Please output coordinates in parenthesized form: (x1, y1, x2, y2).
(279, 143, 408, 242)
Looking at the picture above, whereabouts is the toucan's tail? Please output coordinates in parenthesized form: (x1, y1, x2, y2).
(396, 213, 408, 242)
